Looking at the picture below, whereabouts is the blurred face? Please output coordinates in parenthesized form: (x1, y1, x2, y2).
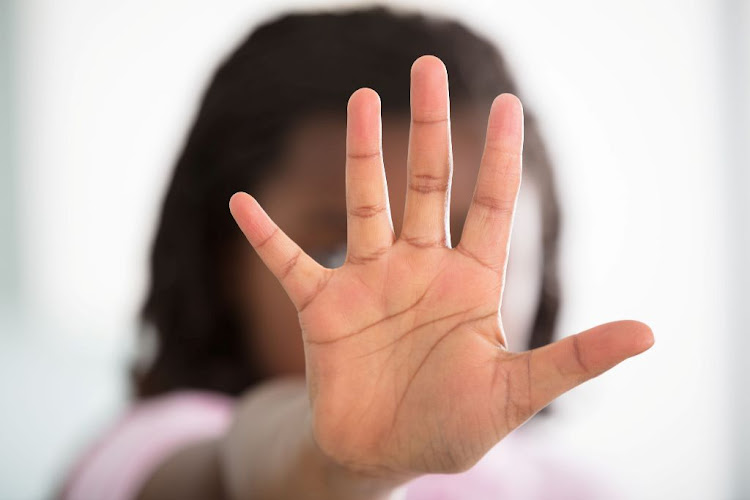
(231, 110, 544, 377)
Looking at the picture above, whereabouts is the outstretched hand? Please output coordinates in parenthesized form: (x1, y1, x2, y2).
(229, 55, 654, 479)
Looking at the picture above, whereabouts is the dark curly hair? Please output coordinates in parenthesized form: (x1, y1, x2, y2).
(134, 6, 562, 398)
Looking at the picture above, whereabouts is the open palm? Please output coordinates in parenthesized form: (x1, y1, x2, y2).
(230, 56, 654, 479)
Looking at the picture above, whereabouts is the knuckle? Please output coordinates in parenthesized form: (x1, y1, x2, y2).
(472, 195, 516, 219)
(348, 203, 386, 219)
(346, 246, 388, 265)
(279, 251, 300, 279)
(409, 173, 449, 194)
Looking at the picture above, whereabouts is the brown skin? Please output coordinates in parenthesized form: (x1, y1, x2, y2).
(137, 56, 653, 500)
(235, 109, 544, 379)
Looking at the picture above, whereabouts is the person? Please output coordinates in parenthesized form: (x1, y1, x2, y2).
(60, 6, 654, 500)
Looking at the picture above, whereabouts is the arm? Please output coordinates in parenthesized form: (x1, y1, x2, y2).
(137, 378, 408, 500)
(227, 56, 653, 478)
(222, 378, 409, 499)
(139, 55, 653, 500)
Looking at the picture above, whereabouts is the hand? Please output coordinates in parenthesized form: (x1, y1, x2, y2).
(229, 55, 654, 480)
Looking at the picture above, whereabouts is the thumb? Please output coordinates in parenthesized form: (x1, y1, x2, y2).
(522, 320, 654, 414)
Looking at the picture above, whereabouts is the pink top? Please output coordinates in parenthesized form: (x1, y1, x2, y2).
(61, 391, 613, 500)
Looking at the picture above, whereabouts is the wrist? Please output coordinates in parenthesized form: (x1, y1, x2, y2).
(302, 408, 413, 500)
(309, 408, 421, 498)
(220, 376, 415, 500)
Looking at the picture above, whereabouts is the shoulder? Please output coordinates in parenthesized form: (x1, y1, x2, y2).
(60, 391, 235, 500)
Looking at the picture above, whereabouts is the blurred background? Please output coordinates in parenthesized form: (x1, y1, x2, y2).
(0, 0, 748, 499)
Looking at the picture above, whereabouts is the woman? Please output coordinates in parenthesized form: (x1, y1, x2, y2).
(62, 7, 653, 499)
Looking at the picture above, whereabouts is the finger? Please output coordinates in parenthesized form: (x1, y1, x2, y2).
(345, 88, 395, 265)
(229, 192, 330, 312)
(503, 320, 655, 423)
(400, 55, 453, 248)
(458, 94, 523, 271)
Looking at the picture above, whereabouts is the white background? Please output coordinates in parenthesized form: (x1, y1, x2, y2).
(1, 0, 747, 498)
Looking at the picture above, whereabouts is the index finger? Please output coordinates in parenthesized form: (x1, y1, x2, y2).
(457, 94, 523, 272)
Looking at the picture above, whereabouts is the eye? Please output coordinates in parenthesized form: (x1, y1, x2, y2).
(310, 242, 347, 268)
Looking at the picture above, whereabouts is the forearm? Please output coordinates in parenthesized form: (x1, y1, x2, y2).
(219, 377, 411, 500)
